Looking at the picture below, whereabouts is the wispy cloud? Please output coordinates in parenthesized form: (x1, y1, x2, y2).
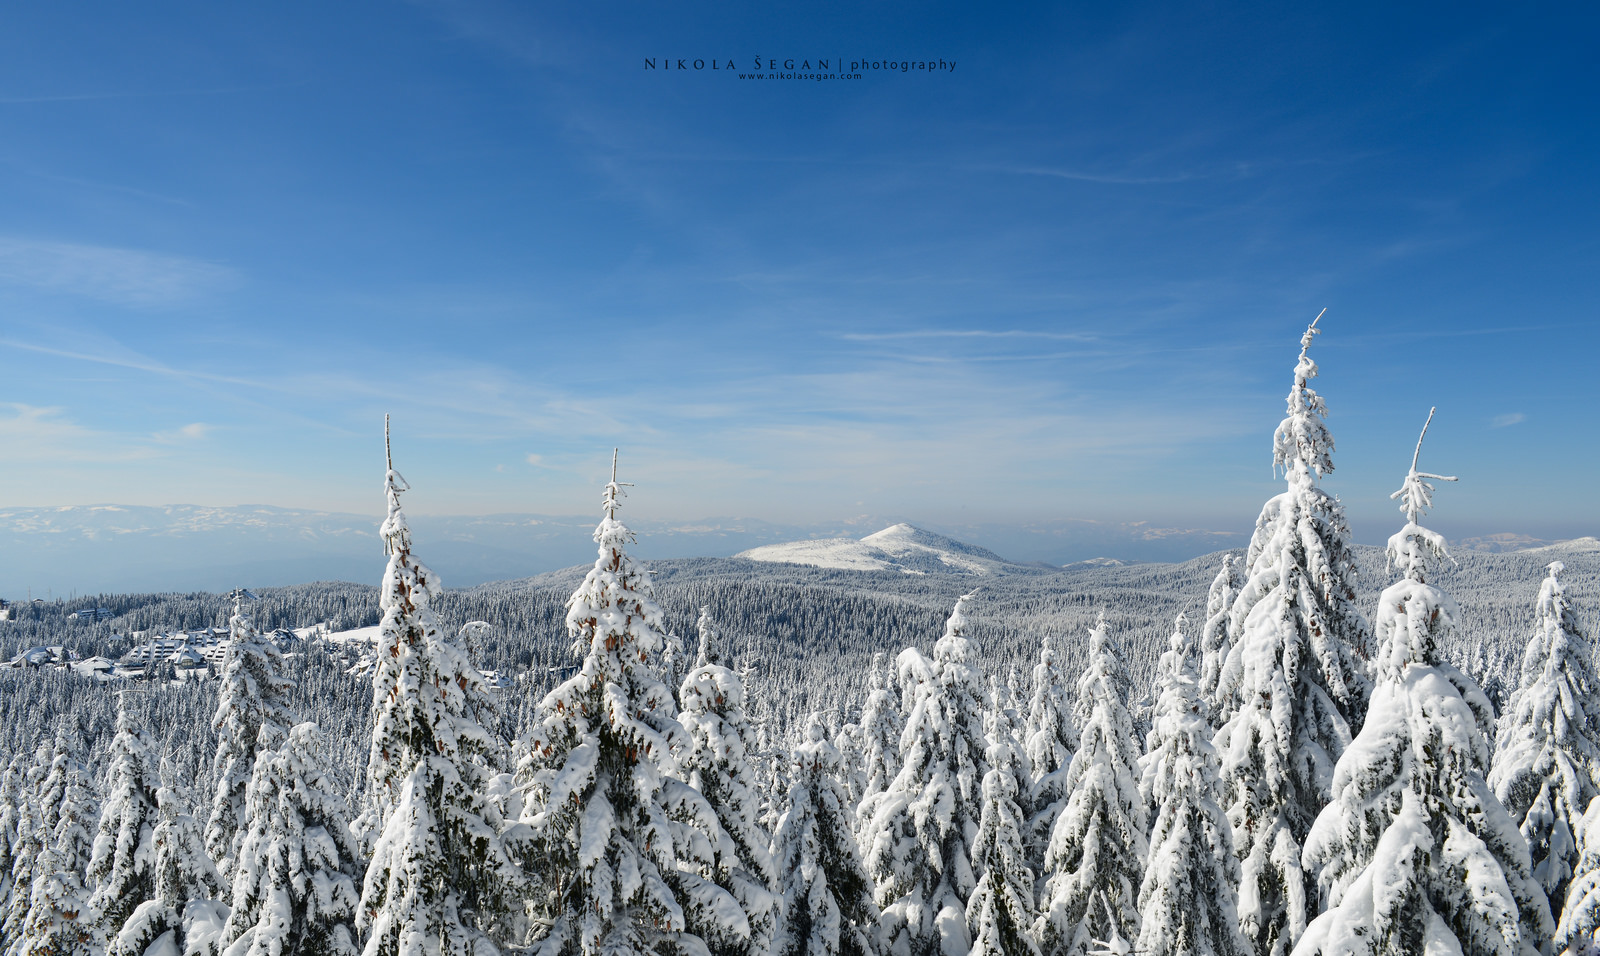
(1490, 413, 1526, 428)
(0, 237, 236, 306)
(983, 164, 1192, 186)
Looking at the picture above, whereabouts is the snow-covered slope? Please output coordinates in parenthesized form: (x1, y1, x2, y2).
(735, 523, 1037, 576)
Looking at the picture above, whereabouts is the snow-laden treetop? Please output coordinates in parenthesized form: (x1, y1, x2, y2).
(1272, 309, 1336, 483)
(380, 413, 411, 557)
(1386, 407, 1458, 584)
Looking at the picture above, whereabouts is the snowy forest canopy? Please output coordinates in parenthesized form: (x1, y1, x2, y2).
(2, 324, 1600, 956)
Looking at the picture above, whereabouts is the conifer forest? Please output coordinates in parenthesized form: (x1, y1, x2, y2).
(3, 320, 1599, 956)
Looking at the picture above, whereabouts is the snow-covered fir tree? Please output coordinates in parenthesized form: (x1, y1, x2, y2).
(1135, 614, 1245, 956)
(1212, 314, 1372, 956)
(357, 423, 521, 956)
(1490, 560, 1600, 919)
(1197, 554, 1242, 715)
(88, 708, 162, 946)
(1022, 637, 1075, 868)
(0, 761, 20, 946)
(109, 788, 226, 956)
(3, 759, 44, 949)
(1558, 798, 1600, 955)
(206, 588, 294, 885)
(1034, 614, 1147, 956)
(223, 722, 361, 956)
(771, 715, 880, 956)
(863, 594, 990, 956)
(853, 655, 902, 846)
(984, 675, 1031, 833)
(678, 610, 778, 956)
(13, 746, 99, 956)
(967, 739, 1039, 956)
(518, 453, 741, 956)
(1297, 412, 1551, 956)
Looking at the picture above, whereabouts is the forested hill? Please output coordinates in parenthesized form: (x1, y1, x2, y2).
(2, 539, 1595, 798)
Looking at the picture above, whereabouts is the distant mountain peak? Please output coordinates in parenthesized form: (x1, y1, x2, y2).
(737, 523, 1030, 576)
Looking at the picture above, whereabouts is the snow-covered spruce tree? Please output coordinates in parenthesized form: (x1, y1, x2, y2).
(357, 422, 521, 956)
(1297, 411, 1551, 956)
(88, 708, 162, 945)
(1022, 637, 1075, 869)
(678, 610, 778, 956)
(14, 750, 99, 956)
(206, 588, 294, 885)
(109, 788, 226, 956)
(36, 724, 84, 851)
(1558, 799, 1600, 954)
(1490, 560, 1600, 918)
(3, 760, 43, 948)
(967, 740, 1039, 956)
(223, 722, 361, 956)
(1197, 554, 1242, 716)
(853, 654, 902, 846)
(1211, 313, 1372, 956)
(1135, 614, 1246, 956)
(518, 453, 741, 956)
(863, 594, 990, 956)
(0, 760, 21, 946)
(985, 675, 1031, 833)
(771, 716, 881, 956)
(1034, 614, 1146, 956)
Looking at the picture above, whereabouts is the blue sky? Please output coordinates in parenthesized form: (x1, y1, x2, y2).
(1, 1, 1595, 548)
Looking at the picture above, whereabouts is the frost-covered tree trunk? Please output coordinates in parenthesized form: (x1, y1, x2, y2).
(863, 595, 990, 956)
(771, 716, 880, 956)
(1136, 615, 1245, 956)
(14, 750, 99, 956)
(223, 722, 361, 956)
(1197, 554, 1241, 716)
(1297, 415, 1552, 956)
(356, 424, 522, 956)
(1034, 614, 1147, 956)
(1212, 315, 1372, 956)
(518, 455, 741, 956)
(109, 788, 226, 956)
(1490, 560, 1600, 922)
(678, 611, 778, 956)
(967, 743, 1039, 956)
(88, 710, 162, 946)
(1022, 637, 1074, 872)
(206, 591, 294, 886)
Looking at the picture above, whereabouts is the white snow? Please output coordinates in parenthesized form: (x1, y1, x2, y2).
(737, 524, 1025, 576)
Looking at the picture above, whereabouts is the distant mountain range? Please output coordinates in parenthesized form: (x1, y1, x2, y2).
(0, 502, 1589, 595)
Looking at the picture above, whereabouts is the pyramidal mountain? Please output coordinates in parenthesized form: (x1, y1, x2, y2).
(736, 522, 1045, 576)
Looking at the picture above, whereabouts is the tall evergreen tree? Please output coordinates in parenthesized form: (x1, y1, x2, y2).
(854, 655, 902, 847)
(206, 589, 294, 884)
(1212, 313, 1372, 956)
(1034, 614, 1147, 956)
(1490, 560, 1600, 920)
(223, 722, 362, 956)
(1297, 412, 1551, 956)
(678, 610, 779, 956)
(3, 758, 44, 949)
(0, 761, 21, 948)
(1136, 615, 1246, 956)
(1197, 554, 1242, 715)
(967, 739, 1039, 956)
(109, 788, 226, 956)
(771, 716, 880, 956)
(518, 453, 741, 956)
(863, 595, 990, 956)
(357, 421, 522, 956)
(88, 709, 161, 946)
(13, 748, 99, 956)
(1558, 798, 1600, 955)
(1022, 637, 1075, 869)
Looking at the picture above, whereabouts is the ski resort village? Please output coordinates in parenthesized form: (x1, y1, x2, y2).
(1, 322, 1598, 956)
